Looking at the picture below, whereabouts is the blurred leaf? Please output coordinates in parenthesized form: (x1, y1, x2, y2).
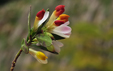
(36, 33, 52, 47)
(31, 44, 58, 54)
(21, 38, 29, 54)
(46, 45, 54, 52)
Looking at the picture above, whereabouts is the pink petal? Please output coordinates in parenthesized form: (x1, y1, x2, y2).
(64, 21, 70, 25)
(65, 32, 71, 35)
(52, 40, 63, 53)
(52, 24, 71, 38)
(54, 24, 71, 33)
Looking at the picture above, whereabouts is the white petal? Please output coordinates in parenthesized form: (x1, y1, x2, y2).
(52, 40, 63, 53)
(64, 21, 70, 25)
(38, 11, 49, 27)
(54, 32, 71, 38)
(35, 55, 48, 64)
(52, 25, 71, 38)
(52, 40, 63, 47)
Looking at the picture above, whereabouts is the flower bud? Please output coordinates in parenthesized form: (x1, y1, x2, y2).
(55, 5, 65, 17)
(33, 9, 45, 31)
(29, 48, 48, 64)
(36, 9, 45, 20)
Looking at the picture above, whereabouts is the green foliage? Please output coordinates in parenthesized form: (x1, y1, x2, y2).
(21, 38, 29, 54)
(31, 44, 58, 54)
(46, 45, 54, 52)
(36, 33, 52, 47)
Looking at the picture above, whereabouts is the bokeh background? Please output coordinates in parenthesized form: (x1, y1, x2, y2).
(0, 0, 113, 71)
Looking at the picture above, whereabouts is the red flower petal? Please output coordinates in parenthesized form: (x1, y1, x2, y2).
(54, 20, 65, 26)
(36, 9, 45, 20)
(55, 5, 65, 17)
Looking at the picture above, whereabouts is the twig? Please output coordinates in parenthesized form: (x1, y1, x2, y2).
(10, 49, 22, 71)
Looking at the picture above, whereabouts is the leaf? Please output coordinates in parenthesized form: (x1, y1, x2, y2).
(31, 44, 58, 54)
(27, 6, 32, 41)
(21, 38, 29, 54)
(36, 33, 52, 47)
(45, 32, 54, 39)
(27, 28, 35, 41)
(46, 45, 54, 52)
(28, 6, 31, 35)
(21, 38, 24, 45)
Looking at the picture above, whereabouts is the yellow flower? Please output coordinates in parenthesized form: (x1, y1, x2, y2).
(29, 48, 48, 64)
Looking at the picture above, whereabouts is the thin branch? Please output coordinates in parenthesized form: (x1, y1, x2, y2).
(28, 5, 31, 36)
(10, 49, 22, 71)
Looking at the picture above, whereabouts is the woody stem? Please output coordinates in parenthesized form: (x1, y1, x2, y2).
(10, 49, 23, 71)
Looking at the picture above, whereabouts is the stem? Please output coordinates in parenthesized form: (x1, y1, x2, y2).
(28, 5, 31, 36)
(10, 49, 23, 71)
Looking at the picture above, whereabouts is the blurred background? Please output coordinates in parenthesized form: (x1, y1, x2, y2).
(0, 0, 113, 71)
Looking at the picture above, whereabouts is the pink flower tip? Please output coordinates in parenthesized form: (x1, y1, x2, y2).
(55, 5, 65, 17)
(36, 9, 45, 20)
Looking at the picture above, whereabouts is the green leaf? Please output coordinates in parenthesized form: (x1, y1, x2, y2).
(21, 38, 29, 54)
(45, 32, 54, 38)
(36, 33, 52, 47)
(27, 27, 35, 42)
(31, 44, 58, 54)
(21, 38, 24, 45)
(27, 6, 32, 41)
(28, 6, 31, 35)
(46, 45, 54, 52)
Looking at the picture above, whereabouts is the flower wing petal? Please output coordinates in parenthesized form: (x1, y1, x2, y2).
(52, 40, 63, 53)
(52, 24, 71, 38)
(64, 21, 70, 25)
(38, 11, 49, 27)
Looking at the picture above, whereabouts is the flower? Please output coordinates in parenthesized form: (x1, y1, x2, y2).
(46, 9, 71, 38)
(54, 5, 65, 17)
(45, 5, 65, 27)
(33, 5, 71, 38)
(33, 9, 49, 32)
(31, 5, 71, 56)
(51, 21, 71, 38)
(29, 48, 48, 64)
(21, 5, 71, 64)
(45, 5, 71, 54)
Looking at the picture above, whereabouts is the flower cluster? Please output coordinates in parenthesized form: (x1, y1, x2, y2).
(22, 5, 71, 64)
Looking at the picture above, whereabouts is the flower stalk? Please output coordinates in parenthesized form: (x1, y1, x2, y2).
(10, 49, 22, 71)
